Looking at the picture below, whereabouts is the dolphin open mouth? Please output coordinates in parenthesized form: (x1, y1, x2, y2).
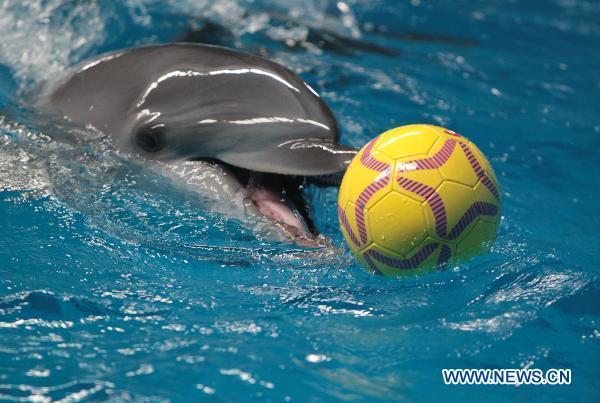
(225, 165, 321, 246)
(165, 158, 344, 247)
(201, 160, 345, 246)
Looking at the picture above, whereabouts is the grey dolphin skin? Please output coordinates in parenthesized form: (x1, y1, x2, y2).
(40, 43, 356, 175)
(38, 43, 357, 244)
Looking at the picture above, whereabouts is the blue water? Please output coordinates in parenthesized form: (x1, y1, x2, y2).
(1, 0, 599, 401)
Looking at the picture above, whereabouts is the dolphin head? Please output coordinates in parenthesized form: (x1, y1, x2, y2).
(41, 43, 358, 245)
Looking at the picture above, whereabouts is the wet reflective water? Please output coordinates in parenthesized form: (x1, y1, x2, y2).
(0, 0, 598, 401)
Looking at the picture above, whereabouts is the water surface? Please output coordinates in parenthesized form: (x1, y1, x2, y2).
(0, 0, 598, 401)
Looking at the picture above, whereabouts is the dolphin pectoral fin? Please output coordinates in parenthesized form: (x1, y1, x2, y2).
(218, 138, 358, 176)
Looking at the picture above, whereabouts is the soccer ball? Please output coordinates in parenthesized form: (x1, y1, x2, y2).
(338, 124, 501, 275)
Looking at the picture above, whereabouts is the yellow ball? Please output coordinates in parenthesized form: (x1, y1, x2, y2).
(338, 124, 501, 275)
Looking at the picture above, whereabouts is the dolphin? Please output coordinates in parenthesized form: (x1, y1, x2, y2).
(37, 43, 357, 244)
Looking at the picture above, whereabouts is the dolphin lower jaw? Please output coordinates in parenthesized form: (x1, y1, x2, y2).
(245, 183, 318, 246)
(164, 159, 318, 246)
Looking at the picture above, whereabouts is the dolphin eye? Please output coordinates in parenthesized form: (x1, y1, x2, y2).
(136, 127, 165, 153)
